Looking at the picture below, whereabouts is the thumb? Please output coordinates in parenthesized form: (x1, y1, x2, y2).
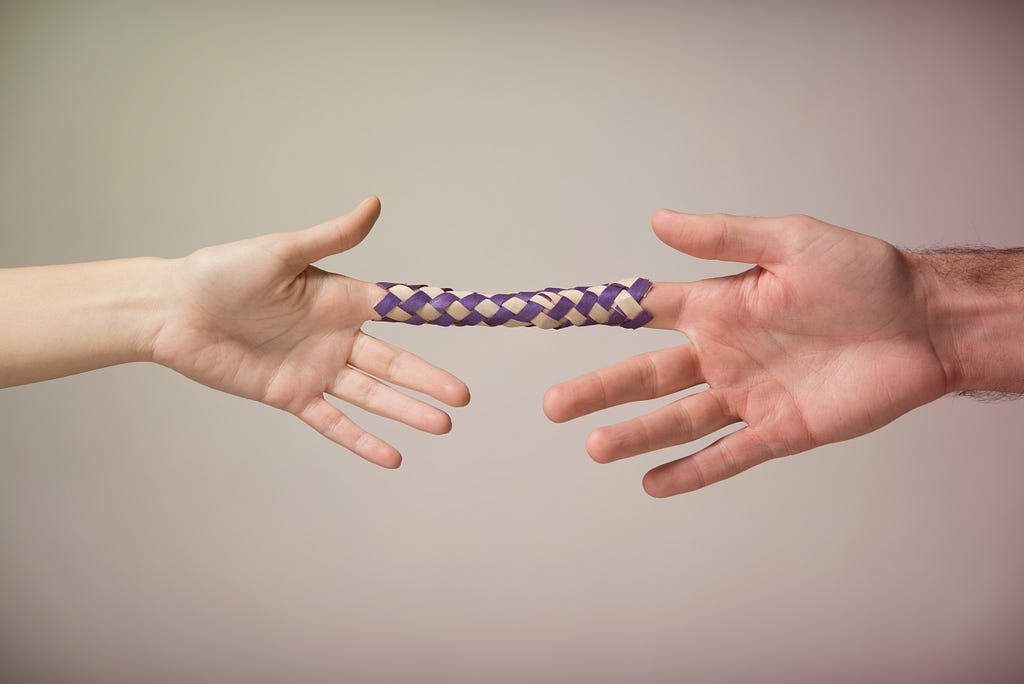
(291, 196, 382, 266)
(651, 209, 787, 265)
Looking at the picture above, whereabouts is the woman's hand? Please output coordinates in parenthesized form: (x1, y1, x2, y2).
(2, 198, 467, 467)
(149, 197, 469, 467)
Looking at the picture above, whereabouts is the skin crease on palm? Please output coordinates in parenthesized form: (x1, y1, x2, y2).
(150, 197, 471, 469)
(543, 211, 951, 499)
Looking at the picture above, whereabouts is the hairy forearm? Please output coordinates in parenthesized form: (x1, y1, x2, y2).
(910, 248, 1024, 395)
(0, 258, 173, 387)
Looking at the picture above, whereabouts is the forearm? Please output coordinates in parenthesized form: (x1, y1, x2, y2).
(0, 258, 173, 387)
(910, 248, 1024, 394)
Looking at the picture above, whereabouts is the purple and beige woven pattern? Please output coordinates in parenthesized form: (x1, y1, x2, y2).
(372, 277, 654, 330)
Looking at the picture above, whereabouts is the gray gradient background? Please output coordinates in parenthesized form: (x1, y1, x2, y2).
(1, 2, 1023, 682)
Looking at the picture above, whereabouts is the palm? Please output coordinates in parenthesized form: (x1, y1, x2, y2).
(686, 227, 946, 453)
(545, 212, 950, 496)
(150, 198, 469, 468)
(159, 243, 364, 411)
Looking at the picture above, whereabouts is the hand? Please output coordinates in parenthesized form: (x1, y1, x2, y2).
(151, 197, 470, 468)
(544, 211, 951, 497)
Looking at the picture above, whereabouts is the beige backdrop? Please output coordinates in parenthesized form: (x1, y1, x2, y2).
(2, 2, 1023, 682)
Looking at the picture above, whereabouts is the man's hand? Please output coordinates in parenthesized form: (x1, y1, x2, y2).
(150, 197, 470, 468)
(543, 212, 956, 497)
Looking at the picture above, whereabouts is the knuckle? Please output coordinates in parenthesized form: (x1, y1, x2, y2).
(383, 348, 404, 378)
(717, 441, 742, 478)
(361, 378, 383, 403)
(352, 430, 373, 453)
(262, 373, 298, 411)
(689, 459, 709, 490)
(780, 214, 820, 254)
(669, 403, 693, 437)
(709, 390, 734, 421)
(748, 429, 780, 462)
(784, 213, 814, 226)
(783, 213, 816, 236)
(637, 353, 661, 397)
(322, 410, 347, 439)
(592, 372, 611, 409)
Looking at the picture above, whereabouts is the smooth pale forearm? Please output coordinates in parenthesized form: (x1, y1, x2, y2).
(0, 257, 175, 387)
(910, 249, 1024, 395)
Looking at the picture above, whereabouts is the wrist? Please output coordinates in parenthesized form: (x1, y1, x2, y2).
(130, 256, 180, 364)
(909, 250, 1024, 394)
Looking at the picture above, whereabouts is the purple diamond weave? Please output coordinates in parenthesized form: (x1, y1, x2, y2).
(372, 278, 654, 330)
